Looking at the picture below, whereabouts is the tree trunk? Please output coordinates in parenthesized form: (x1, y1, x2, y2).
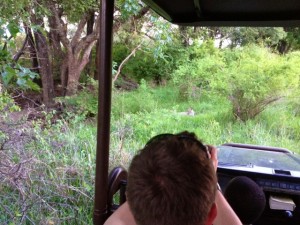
(48, 3, 99, 95)
(31, 15, 54, 105)
(277, 40, 291, 54)
(65, 47, 93, 95)
(48, 12, 65, 82)
(179, 26, 189, 47)
(65, 54, 80, 95)
(60, 57, 69, 95)
(85, 11, 95, 77)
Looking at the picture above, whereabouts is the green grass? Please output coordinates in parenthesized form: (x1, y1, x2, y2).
(1, 83, 300, 224)
(111, 84, 300, 154)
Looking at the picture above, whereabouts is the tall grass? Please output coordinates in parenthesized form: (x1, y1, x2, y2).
(1, 83, 300, 224)
(0, 113, 96, 224)
(111, 84, 300, 168)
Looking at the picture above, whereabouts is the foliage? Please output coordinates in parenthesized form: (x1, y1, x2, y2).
(213, 46, 300, 121)
(0, 0, 30, 20)
(112, 9, 182, 83)
(1, 64, 40, 90)
(121, 49, 165, 81)
(0, 20, 40, 91)
(116, 0, 144, 19)
(0, 109, 95, 224)
(2, 82, 300, 223)
(113, 43, 131, 65)
(171, 43, 300, 120)
(56, 79, 99, 119)
(286, 28, 300, 50)
(0, 91, 20, 115)
(111, 84, 300, 155)
(59, 0, 98, 22)
(171, 40, 225, 100)
(113, 40, 181, 82)
(227, 27, 287, 48)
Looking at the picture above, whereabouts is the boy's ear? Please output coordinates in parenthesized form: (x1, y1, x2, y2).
(205, 203, 217, 225)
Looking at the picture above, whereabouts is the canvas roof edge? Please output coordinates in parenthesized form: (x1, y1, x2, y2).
(142, 0, 172, 21)
(174, 20, 300, 27)
(142, 0, 300, 27)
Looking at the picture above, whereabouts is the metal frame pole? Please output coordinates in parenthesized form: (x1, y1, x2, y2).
(93, 0, 115, 224)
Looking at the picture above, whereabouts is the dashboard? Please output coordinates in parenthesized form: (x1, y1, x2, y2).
(217, 143, 300, 225)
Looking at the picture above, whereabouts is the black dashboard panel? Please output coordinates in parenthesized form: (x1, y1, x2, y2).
(217, 168, 300, 225)
(218, 167, 300, 195)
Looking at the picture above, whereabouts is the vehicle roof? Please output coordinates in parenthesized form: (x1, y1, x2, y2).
(142, 0, 300, 26)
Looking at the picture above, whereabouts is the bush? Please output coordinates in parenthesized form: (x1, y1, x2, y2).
(172, 40, 224, 100)
(171, 44, 300, 120)
(113, 42, 183, 83)
(55, 79, 98, 120)
(212, 46, 300, 121)
(0, 91, 20, 115)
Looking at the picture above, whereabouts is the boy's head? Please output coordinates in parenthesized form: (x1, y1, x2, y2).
(127, 131, 217, 225)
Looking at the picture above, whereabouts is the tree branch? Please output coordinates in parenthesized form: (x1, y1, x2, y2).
(113, 44, 142, 83)
(13, 34, 29, 62)
(79, 40, 97, 72)
(74, 13, 101, 57)
(70, 14, 88, 48)
(75, 32, 98, 57)
(48, 3, 70, 48)
(2, 36, 13, 51)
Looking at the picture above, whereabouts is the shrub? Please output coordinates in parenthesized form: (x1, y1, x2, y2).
(172, 40, 224, 100)
(0, 91, 20, 115)
(113, 41, 183, 83)
(212, 46, 300, 121)
(55, 79, 98, 120)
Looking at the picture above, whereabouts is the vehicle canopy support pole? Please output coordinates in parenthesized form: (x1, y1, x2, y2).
(93, 0, 115, 224)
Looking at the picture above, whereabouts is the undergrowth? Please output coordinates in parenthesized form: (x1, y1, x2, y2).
(1, 83, 300, 224)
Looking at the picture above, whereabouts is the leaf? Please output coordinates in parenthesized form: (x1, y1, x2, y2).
(0, 27, 5, 37)
(16, 78, 26, 87)
(1, 66, 16, 86)
(26, 80, 41, 91)
(7, 22, 19, 38)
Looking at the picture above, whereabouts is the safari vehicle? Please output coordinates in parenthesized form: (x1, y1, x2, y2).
(93, 0, 300, 224)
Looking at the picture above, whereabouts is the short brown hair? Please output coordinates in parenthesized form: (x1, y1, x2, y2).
(127, 131, 217, 225)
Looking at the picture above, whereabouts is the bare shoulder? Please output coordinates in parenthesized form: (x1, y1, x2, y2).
(104, 202, 137, 225)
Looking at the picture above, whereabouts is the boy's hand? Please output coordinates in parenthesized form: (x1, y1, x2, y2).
(207, 145, 218, 172)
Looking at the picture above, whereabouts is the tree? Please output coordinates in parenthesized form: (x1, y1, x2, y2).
(277, 28, 300, 54)
(0, 0, 54, 104)
(195, 27, 287, 49)
(0, 0, 151, 98)
(42, 0, 98, 95)
(45, 0, 149, 95)
(228, 27, 286, 48)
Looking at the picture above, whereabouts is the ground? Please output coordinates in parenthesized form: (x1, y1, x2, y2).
(0, 91, 60, 200)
